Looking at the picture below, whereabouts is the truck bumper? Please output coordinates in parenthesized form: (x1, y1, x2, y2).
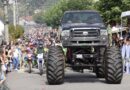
(62, 36, 108, 47)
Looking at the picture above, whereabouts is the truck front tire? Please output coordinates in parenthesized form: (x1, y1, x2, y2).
(47, 46, 65, 85)
(104, 46, 123, 84)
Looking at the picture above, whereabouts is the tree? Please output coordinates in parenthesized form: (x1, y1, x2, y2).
(122, 0, 130, 11)
(96, 0, 130, 24)
(35, 0, 94, 28)
(35, 0, 130, 27)
(33, 12, 45, 24)
(96, 0, 122, 24)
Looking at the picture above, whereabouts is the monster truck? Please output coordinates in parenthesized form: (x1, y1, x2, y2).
(46, 10, 123, 84)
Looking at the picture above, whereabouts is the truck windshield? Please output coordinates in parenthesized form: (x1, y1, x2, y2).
(61, 12, 103, 24)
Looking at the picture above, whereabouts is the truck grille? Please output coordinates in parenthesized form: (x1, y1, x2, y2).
(72, 29, 100, 37)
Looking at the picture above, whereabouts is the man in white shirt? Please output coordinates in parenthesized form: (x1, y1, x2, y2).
(12, 44, 19, 71)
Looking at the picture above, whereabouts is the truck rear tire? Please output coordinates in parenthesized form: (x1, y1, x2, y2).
(47, 46, 65, 85)
(96, 48, 105, 78)
(104, 46, 123, 84)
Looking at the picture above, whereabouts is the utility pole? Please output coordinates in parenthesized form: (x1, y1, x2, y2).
(13, 0, 16, 27)
(16, 0, 19, 24)
(2, 0, 9, 44)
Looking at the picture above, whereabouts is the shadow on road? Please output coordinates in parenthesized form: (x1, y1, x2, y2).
(64, 72, 106, 83)
(45, 72, 106, 85)
(24, 68, 46, 76)
(24, 69, 40, 74)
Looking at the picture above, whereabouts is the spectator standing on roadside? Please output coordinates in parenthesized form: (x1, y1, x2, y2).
(122, 28, 130, 74)
(18, 44, 23, 70)
(7, 46, 13, 72)
(20, 44, 26, 70)
(12, 43, 20, 71)
(0, 46, 7, 84)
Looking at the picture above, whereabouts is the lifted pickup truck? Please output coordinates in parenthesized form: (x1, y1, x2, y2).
(46, 10, 123, 84)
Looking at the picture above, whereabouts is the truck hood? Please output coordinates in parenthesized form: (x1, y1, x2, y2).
(62, 23, 106, 30)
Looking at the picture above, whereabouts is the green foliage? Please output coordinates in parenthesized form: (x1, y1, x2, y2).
(9, 24, 24, 41)
(122, 0, 130, 11)
(33, 0, 130, 26)
(96, 0, 122, 24)
(33, 12, 45, 24)
(96, 0, 130, 24)
(41, 0, 94, 27)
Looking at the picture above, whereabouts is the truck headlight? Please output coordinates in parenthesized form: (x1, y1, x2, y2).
(100, 29, 108, 35)
(61, 30, 70, 36)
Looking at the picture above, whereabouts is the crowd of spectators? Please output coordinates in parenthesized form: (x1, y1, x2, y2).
(0, 26, 59, 84)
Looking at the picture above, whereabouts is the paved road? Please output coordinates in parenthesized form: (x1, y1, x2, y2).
(6, 69, 46, 90)
(46, 70, 130, 90)
(5, 69, 130, 90)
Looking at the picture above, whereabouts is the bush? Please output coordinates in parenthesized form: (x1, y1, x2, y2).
(8, 24, 24, 41)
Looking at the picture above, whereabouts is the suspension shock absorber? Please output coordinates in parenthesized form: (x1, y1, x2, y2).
(91, 46, 95, 53)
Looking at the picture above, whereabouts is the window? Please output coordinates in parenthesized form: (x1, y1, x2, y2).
(62, 11, 103, 24)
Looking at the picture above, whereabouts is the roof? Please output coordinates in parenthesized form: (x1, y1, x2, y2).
(121, 11, 130, 18)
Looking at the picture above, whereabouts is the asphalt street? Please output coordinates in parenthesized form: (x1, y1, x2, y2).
(5, 69, 130, 90)
(6, 69, 46, 90)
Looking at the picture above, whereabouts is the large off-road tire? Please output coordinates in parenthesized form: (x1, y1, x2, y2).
(104, 46, 123, 84)
(47, 46, 65, 85)
(96, 48, 105, 78)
